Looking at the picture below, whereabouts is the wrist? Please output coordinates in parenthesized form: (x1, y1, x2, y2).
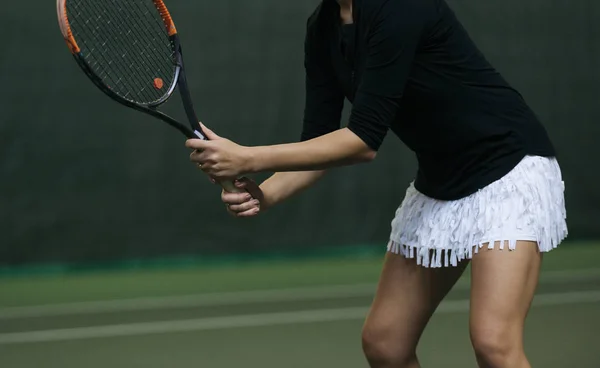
(243, 146, 264, 174)
(258, 182, 276, 211)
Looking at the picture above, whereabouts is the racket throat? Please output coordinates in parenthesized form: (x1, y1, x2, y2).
(171, 35, 203, 137)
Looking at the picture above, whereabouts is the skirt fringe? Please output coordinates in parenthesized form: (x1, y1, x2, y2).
(388, 156, 568, 268)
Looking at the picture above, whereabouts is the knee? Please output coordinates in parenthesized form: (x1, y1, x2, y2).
(361, 323, 417, 368)
(470, 322, 523, 366)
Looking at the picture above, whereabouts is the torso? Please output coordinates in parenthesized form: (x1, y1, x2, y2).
(306, 0, 555, 200)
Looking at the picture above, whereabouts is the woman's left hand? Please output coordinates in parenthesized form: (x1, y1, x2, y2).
(186, 124, 252, 180)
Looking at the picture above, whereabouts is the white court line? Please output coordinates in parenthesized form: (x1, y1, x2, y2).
(0, 283, 376, 320)
(1, 268, 599, 320)
(0, 290, 599, 345)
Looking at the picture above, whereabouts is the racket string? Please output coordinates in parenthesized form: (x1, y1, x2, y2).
(67, 0, 177, 105)
(126, 0, 179, 86)
(104, 2, 173, 79)
(81, 1, 168, 102)
(83, 0, 172, 102)
(71, 2, 156, 102)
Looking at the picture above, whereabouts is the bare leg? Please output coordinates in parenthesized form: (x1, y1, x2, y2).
(362, 251, 468, 368)
(469, 241, 542, 368)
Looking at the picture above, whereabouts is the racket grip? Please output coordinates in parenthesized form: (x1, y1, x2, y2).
(191, 131, 245, 193)
(218, 179, 245, 193)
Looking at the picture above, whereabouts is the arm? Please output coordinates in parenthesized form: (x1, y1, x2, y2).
(345, 0, 427, 151)
(223, 171, 326, 217)
(248, 1, 429, 204)
(260, 170, 326, 208)
(215, 17, 341, 217)
(188, 0, 428, 180)
(258, 12, 380, 173)
(246, 0, 429, 175)
(204, 2, 428, 216)
(248, 128, 376, 173)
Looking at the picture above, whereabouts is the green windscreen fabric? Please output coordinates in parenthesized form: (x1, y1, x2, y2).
(0, 0, 597, 266)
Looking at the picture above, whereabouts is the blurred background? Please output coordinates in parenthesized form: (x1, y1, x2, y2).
(0, 0, 599, 367)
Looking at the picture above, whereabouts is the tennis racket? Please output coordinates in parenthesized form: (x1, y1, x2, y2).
(56, 0, 240, 193)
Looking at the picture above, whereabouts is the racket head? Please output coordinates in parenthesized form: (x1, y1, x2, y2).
(57, 0, 242, 193)
(56, 0, 181, 108)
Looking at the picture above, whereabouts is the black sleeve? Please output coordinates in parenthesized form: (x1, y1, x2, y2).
(347, 0, 428, 150)
(300, 25, 345, 142)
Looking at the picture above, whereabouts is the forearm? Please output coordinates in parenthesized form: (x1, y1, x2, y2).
(249, 128, 376, 173)
(260, 170, 326, 209)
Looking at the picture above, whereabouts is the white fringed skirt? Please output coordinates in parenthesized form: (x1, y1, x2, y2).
(388, 156, 568, 268)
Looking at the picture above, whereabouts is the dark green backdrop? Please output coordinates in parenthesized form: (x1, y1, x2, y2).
(1, 1, 598, 266)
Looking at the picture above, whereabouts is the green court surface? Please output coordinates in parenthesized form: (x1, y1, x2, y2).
(0, 243, 599, 367)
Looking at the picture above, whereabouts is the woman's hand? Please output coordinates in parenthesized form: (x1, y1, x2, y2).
(220, 177, 265, 217)
(186, 124, 253, 180)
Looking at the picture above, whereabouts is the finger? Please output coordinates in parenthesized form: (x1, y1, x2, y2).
(234, 178, 250, 188)
(208, 176, 217, 185)
(228, 200, 260, 213)
(186, 139, 211, 150)
(199, 122, 221, 140)
(190, 150, 211, 164)
(226, 205, 239, 218)
(236, 177, 262, 199)
(199, 164, 215, 175)
(235, 207, 260, 217)
(222, 191, 252, 205)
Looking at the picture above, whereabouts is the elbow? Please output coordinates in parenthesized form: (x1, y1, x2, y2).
(342, 128, 378, 164)
(345, 128, 379, 164)
(357, 148, 377, 163)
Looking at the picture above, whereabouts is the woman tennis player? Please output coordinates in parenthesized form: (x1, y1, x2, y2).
(186, 0, 568, 367)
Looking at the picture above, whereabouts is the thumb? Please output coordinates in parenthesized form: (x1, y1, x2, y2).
(199, 122, 220, 140)
(235, 177, 262, 200)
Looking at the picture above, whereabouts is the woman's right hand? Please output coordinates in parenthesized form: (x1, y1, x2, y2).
(220, 177, 265, 217)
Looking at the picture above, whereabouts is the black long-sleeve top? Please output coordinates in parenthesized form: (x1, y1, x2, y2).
(301, 0, 555, 200)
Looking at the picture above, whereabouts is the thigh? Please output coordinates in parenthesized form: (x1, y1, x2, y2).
(364, 251, 468, 347)
(469, 241, 542, 336)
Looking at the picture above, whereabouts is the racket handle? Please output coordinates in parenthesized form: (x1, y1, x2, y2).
(192, 130, 246, 194)
(218, 179, 245, 193)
